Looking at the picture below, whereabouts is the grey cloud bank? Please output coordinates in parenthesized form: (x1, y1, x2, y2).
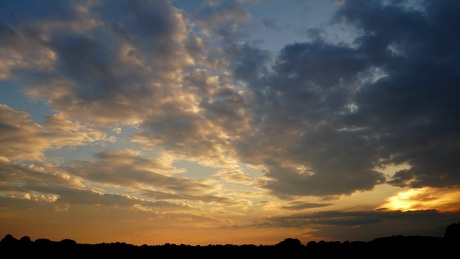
(1, 0, 459, 197)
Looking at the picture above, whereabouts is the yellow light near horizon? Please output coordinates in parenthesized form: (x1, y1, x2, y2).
(380, 188, 421, 211)
(378, 187, 460, 212)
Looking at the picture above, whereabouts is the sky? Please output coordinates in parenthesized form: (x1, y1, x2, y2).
(1, 0, 460, 246)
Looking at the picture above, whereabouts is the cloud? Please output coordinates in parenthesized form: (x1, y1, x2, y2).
(2, 0, 460, 202)
(335, 0, 460, 189)
(0, 155, 198, 212)
(3, 0, 192, 126)
(257, 208, 460, 241)
(0, 105, 48, 160)
(0, 158, 81, 205)
(0, 22, 56, 79)
(262, 19, 282, 31)
(0, 105, 111, 161)
(280, 201, 332, 211)
(190, 0, 251, 41)
(142, 189, 244, 207)
(66, 149, 223, 196)
(230, 0, 460, 198)
(0, 154, 255, 243)
(214, 168, 253, 185)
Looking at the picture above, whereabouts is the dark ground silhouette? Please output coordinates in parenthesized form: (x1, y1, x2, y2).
(1, 223, 459, 257)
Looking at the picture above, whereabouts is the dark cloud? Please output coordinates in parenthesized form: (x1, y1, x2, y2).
(142, 189, 243, 206)
(233, 41, 384, 197)
(257, 209, 460, 241)
(231, 0, 460, 197)
(2, 0, 460, 200)
(191, 0, 251, 42)
(338, 0, 460, 188)
(225, 42, 272, 82)
(280, 201, 331, 211)
(262, 19, 282, 31)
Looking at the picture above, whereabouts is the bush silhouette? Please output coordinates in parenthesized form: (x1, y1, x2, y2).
(275, 238, 303, 248)
(444, 222, 460, 240)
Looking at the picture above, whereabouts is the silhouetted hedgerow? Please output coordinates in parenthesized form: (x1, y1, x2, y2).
(1, 223, 459, 257)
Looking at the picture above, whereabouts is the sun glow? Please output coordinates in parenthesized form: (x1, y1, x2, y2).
(378, 187, 460, 212)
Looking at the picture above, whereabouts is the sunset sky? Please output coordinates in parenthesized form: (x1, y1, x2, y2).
(1, 0, 460, 246)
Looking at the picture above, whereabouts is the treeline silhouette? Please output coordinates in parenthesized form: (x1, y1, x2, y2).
(1, 222, 459, 257)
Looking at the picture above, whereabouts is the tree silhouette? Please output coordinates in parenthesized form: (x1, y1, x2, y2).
(1, 223, 459, 256)
(444, 222, 460, 241)
(275, 238, 303, 248)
